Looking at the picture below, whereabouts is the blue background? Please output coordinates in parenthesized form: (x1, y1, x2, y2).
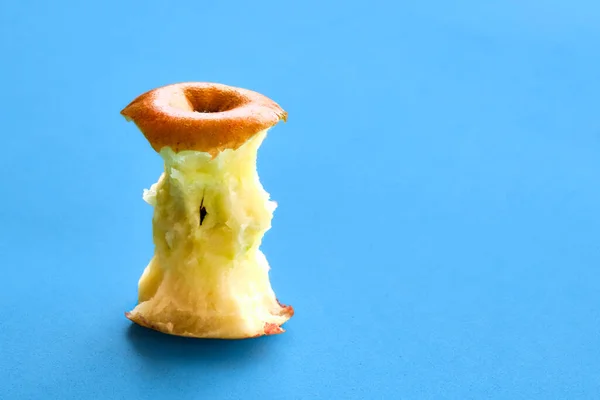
(2, 0, 600, 399)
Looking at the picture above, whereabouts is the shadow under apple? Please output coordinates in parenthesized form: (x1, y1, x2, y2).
(125, 322, 276, 367)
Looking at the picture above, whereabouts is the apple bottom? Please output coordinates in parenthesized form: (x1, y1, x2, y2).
(125, 300, 293, 339)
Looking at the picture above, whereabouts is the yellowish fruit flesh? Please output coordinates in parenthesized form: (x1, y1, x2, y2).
(126, 130, 293, 338)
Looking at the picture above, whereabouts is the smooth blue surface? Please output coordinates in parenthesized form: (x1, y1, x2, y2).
(2, 0, 600, 398)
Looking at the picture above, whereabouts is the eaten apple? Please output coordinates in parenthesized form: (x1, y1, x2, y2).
(121, 83, 293, 338)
